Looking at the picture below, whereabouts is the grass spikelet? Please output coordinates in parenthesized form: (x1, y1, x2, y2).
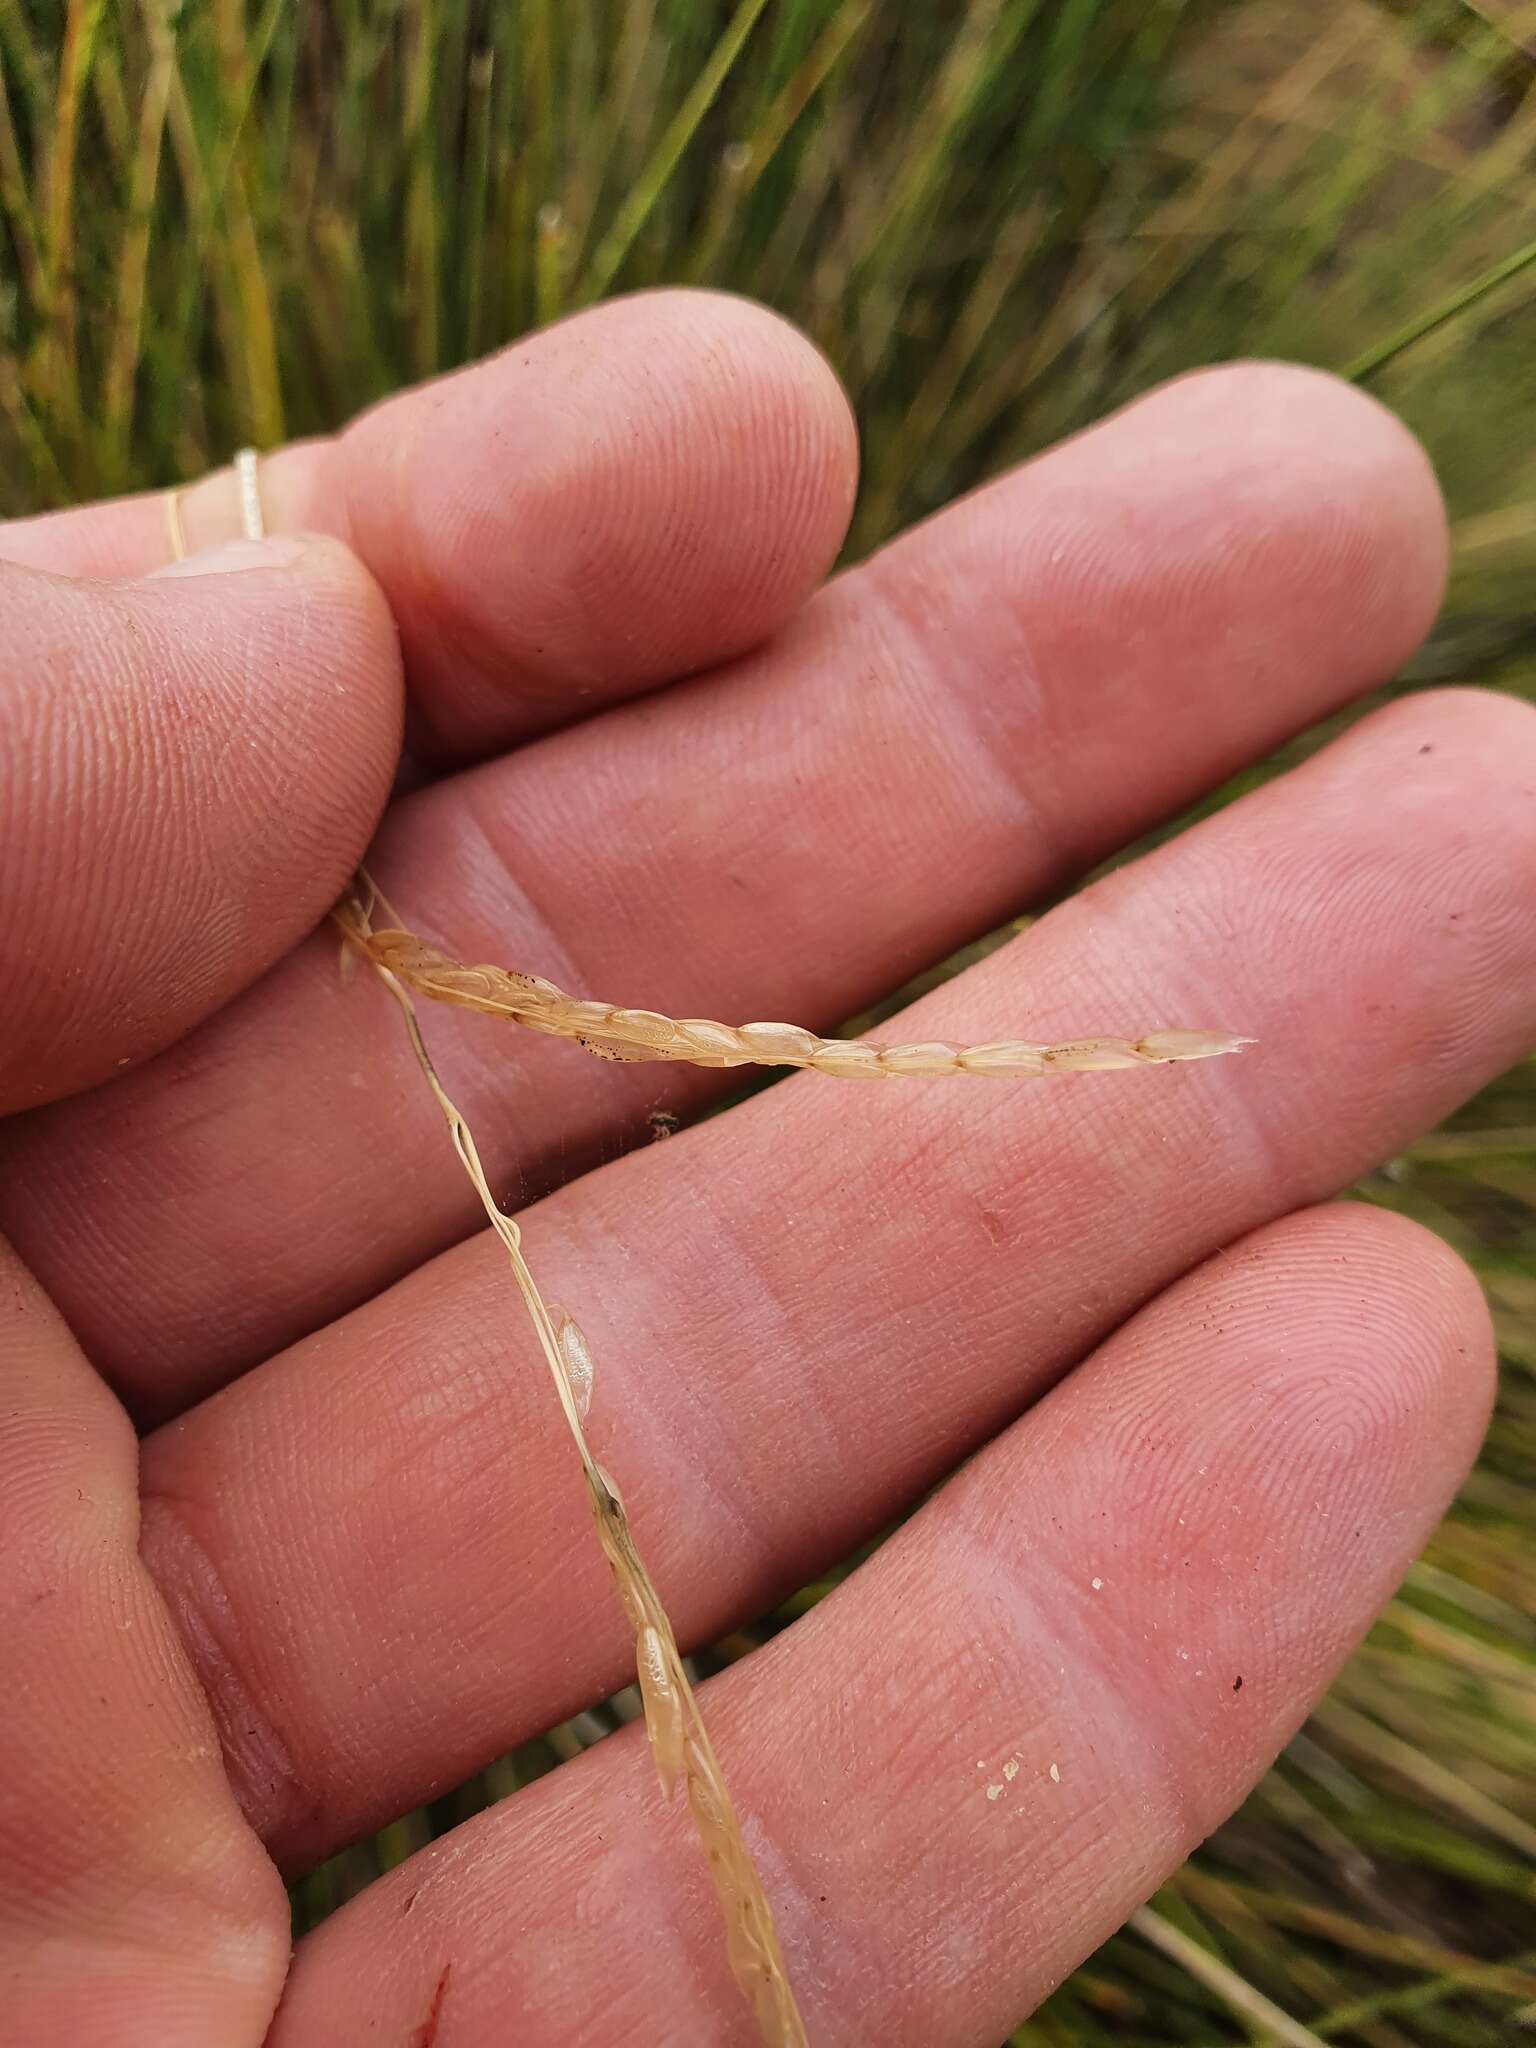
(551, 1307, 595, 1423)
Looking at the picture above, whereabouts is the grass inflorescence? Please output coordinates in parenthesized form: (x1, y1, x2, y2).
(338, 892, 1250, 1081)
(334, 876, 1248, 2042)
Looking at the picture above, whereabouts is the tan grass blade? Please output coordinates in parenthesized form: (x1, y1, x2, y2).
(1130, 1904, 1329, 2048)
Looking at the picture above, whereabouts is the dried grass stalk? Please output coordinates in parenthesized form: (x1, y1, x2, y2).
(344, 922, 810, 2048)
(333, 881, 1250, 1080)
(334, 874, 1250, 2047)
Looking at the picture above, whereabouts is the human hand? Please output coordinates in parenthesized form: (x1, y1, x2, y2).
(1, 293, 1530, 2046)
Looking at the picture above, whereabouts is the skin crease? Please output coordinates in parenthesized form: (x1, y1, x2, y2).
(0, 290, 1528, 2047)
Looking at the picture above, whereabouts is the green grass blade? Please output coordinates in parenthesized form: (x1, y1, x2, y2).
(578, 0, 772, 304)
(1343, 231, 1536, 382)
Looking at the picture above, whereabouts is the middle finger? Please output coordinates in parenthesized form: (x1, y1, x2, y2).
(3, 364, 1443, 1416)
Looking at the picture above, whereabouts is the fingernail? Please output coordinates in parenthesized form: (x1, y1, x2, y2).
(151, 534, 309, 579)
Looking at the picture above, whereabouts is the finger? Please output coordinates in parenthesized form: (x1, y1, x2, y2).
(263, 1205, 1492, 2043)
(0, 292, 859, 763)
(0, 541, 400, 1111)
(0, 1237, 285, 2046)
(6, 363, 1449, 1404)
(135, 686, 1536, 1873)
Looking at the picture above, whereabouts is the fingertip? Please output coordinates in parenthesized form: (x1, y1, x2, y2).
(1312, 1198, 1497, 1437)
(1192, 1201, 1495, 1515)
(338, 289, 859, 757)
(1397, 678, 1536, 762)
(1295, 686, 1536, 1044)
(553, 286, 861, 635)
(1131, 359, 1450, 677)
(666, 285, 860, 534)
(136, 527, 405, 879)
(0, 539, 404, 1108)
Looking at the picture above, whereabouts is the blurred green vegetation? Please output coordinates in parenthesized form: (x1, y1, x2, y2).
(2, 2, 1533, 2042)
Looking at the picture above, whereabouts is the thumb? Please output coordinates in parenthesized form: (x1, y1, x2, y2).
(0, 534, 402, 1110)
(0, 1233, 288, 2043)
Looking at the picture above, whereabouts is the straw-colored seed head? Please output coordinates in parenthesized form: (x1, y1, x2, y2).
(331, 885, 1248, 1088)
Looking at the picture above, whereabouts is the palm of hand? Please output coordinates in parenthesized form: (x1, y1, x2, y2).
(0, 293, 1528, 2047)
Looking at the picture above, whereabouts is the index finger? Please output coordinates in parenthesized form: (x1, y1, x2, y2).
(0, 291, 859, 767)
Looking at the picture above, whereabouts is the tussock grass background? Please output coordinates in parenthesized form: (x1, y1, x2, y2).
(2, 2, 1533, 2040)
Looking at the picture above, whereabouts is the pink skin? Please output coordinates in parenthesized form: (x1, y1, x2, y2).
(0, 537, 401, 1109)
(0, 292, 859, 762)
(4, 359, 1446, 1409)
(0, 1242, 287, 2048)
(0, 291, 1525, 2046)
(265, 1206, 1492, 2047)
(137, 685, 1536, 1870)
